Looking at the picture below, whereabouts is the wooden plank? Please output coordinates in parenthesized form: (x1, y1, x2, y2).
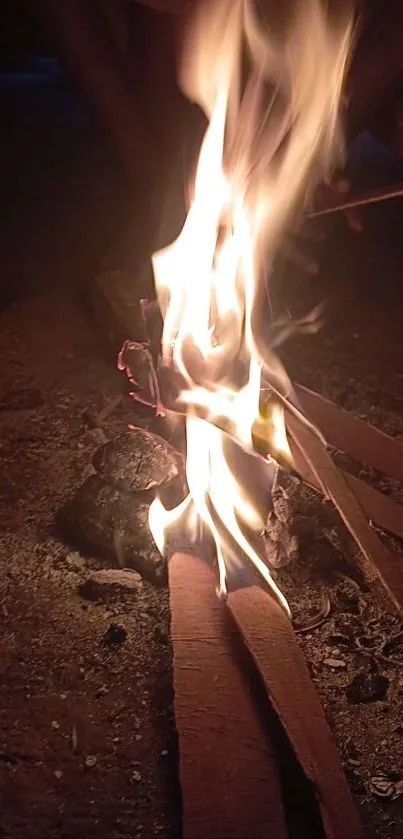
(228, 586, 364, 839)
(296, 384, 403, 483)
(287, 414, 403, 614)
(169, 552, 287, 839)
(343, 471, 403, 540)
(292, 440, 403, 541)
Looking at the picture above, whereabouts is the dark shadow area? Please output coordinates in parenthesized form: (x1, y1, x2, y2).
(0, 14, 134, 309)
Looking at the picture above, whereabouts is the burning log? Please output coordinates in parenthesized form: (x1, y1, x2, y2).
(59, 0, 403, 831)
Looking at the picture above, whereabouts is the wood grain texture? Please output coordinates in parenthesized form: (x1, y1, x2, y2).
(228, 587, 365, 839)
(287, 414, 403, 614)
(296, 384, 403, 483)
(169, 553, 287, 839)
(292, 439, 403, 540)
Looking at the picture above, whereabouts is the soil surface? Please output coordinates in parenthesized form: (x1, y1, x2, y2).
(2, 61, 403, 839)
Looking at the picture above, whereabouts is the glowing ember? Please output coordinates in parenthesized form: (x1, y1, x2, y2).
(148, 0, 352, 611)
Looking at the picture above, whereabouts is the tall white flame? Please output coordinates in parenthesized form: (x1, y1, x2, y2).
(149, 0, 352, 610)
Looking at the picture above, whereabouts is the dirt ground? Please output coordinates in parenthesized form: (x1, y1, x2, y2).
(2, 65, 403, 839)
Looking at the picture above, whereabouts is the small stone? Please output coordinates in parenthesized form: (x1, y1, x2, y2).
(54, 770, 63, 780)
(131, 770, 142, 783)
(92, 429, 181, 493)
(347, 671, 389, 704)
(103, 623, 127, 646)
(58, 475, 166, 584)
(323, 658, 346, 669)
(370, 775, 396, 798)
(66, 552, 85, 570)
(161, 750, 168, 757)
(84, 755, 97, 769)
(51, 720, 60, 730)
(95, 685, 109, 698)
(71, 726, 78, 754)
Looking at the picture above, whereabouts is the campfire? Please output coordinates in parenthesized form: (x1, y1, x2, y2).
(109, 3, 403, 836)
(50, 1, 403, 837)
(121, 0, 352, 609)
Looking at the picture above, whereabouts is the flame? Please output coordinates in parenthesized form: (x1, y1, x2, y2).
(149, 0, 352, 611)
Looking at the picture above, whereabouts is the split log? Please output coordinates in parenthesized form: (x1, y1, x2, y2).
(293, 443, 403, 541)
(169, 552, 287, 839)
(287, 412, 403, 614)
(228, 586, 364, 839)
(296, 384, 403, 483)
(342, 472, 403, 540)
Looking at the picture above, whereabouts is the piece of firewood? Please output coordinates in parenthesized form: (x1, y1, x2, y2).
(293, 442, 403, 541)
(306, 181, 403, 219)
(287, 412, 403, 614)
(228, 586, 365, 839)
(296, 384, 403, 483)
(169, 552, 287, 839)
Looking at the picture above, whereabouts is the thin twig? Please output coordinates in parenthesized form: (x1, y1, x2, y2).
(306, 182, 403, 219)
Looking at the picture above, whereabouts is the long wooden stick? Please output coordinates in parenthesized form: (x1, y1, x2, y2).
(287, 412, 403, 614)
(169, 552, 287, 839)
(228, 586, 364, 839)
(306, 182, 403, 219)
(296, 384, 403, 484)
(296, 451, 403, 541)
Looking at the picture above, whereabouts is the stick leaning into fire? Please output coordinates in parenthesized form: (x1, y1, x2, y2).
(122, 0, 355, 612)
